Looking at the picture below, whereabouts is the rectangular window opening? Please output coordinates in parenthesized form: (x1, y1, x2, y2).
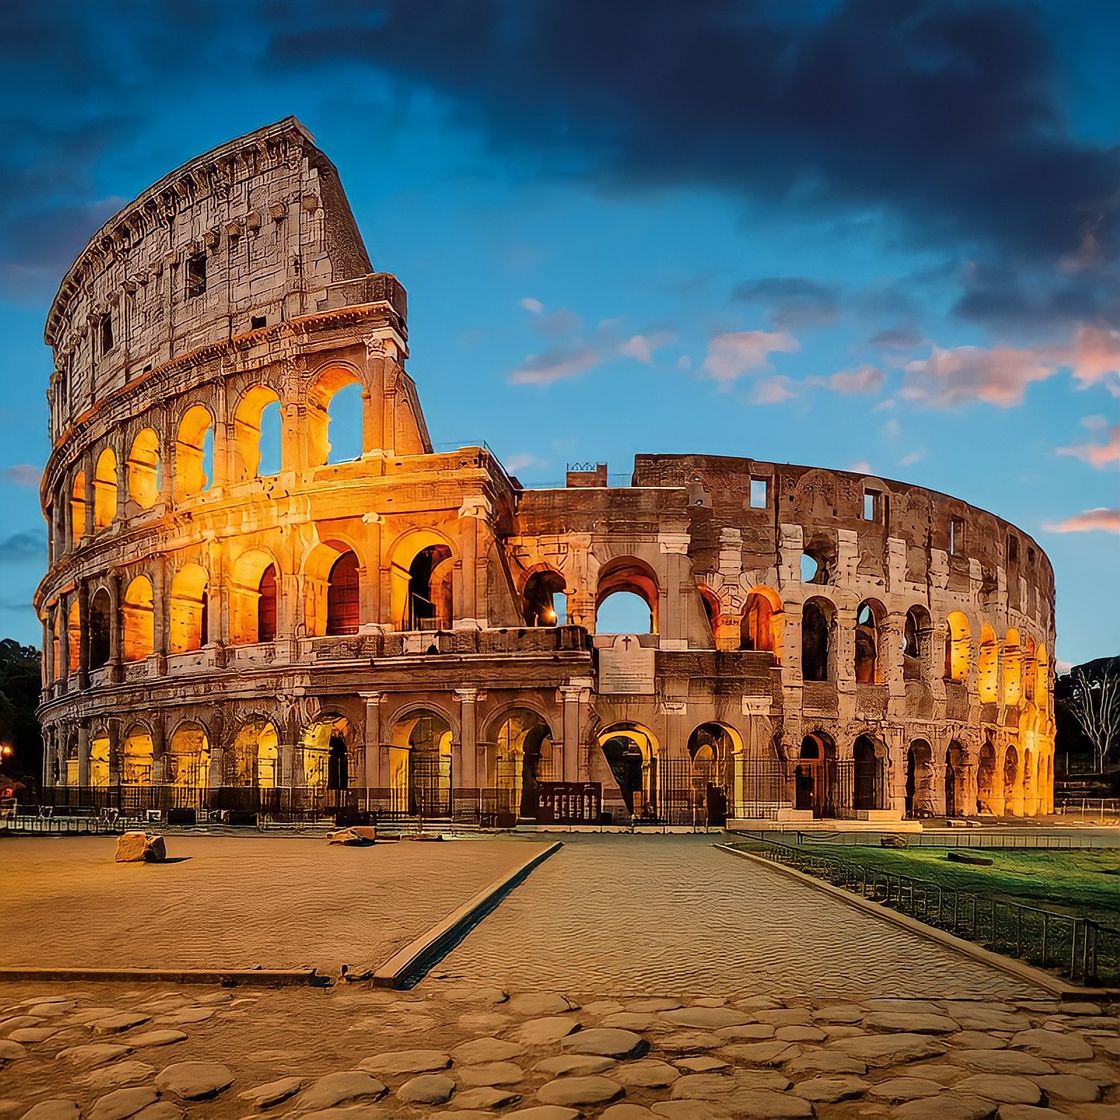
(186, 253, 207, 299)
(99, 314, 114, 355)
(949, 517, 965, 556)
(749, 477, 768, 510)
(250, 315, 267, 330)
(863, 489, 882, 522)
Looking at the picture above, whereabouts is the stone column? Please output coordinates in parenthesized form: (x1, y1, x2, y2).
(41, 616, 52, 688)
(559, 684, 584, 782)
(108, 571, 122, 680)
(77, 581, 90, 689)
(82, 449, 95, 543)
(361, 513, 382, 630)
(58, 591, 70, 687)
(107, 721, 122, 785)
(657, 532, 691, 650)
(455, 688, 479, 788)
(77, 723, 90, 787)
(455, 498, 489, 629)
(360, 691, 383, 788)
(834, 605, 857, 695)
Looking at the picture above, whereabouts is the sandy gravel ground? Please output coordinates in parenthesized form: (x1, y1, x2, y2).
(0, 835, 543, 972)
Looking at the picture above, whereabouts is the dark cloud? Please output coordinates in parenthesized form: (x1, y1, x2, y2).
(733, 277, 839, 328)
(0, 531, 45, 565)
(266, 0, 1120, 269)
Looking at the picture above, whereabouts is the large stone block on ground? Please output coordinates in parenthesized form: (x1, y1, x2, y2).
(327, 827, 375, 846)
(115, 832, 166, 863)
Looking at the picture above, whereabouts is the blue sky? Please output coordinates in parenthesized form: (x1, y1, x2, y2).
(0, 0, 1117, 664)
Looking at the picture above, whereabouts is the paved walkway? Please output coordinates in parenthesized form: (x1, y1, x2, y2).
(0, 836, 544, 972)
(440, 836, 1041, 1000)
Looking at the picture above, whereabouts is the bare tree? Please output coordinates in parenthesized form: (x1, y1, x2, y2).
(1067, 667, 1120, 773)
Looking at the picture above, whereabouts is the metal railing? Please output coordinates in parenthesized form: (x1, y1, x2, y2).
(731, 836, 1119, 986)
(1054, 798, 1120, 818)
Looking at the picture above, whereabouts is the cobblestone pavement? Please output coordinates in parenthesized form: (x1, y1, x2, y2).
(0, 837, 543, 972)
(441, 836, 1040, 999)
(0, 980, 1117, 1119)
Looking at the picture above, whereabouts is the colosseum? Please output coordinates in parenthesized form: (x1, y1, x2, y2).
(35, 118, 1056, 827)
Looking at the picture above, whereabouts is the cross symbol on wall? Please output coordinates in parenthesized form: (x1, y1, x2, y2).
(621, 635, 632, 651)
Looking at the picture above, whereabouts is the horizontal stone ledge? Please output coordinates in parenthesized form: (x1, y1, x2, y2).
(0, 965, 322, 987)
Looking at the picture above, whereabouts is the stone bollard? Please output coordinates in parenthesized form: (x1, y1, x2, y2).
(115, 831, 168, 863)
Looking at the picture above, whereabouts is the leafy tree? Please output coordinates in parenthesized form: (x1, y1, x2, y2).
(0, 638, 42, 790)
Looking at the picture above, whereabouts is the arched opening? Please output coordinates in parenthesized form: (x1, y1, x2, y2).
(394, 712, 454, 817)
(229, 551, 279, 645)
(977, 741, 998, 814)
(93, 448, 117, 529)
(699, 588, 720, 640)
(943, 611, 971, 682)
(174, 405, 215, 501)
(89, 587, 112, 671)
(232, 385, 283, 480)
(70, 471, 87, 543)
(855, 600, 885, 684)
(853, 736, 885, 811)
(406, 545, 453, 630)
(122, 728, 154, 786)
(1022, 747, 1035, 816)
(903, 605, 931, 681)
(1003, 628, 1023, 704)
(126, 428, 161, 509)
(226, 720, 280, 788)
(741, 588, 782, 657)
(596, 723, 657, 819)
(121, 576, 154, 662)
(169, 723, 210, 789)
(1036, 647, 1050, 715)
(945, 741, 967, 817)
(1003, 744, 1020, 816)
(302, 716, 353, 792)
(794, 732, 837, 818)
(801, 598, 833, 681)
(326, 551, 360, 635)
(67, 599, 80, 674)
(904, 739, 935, 818)
(1023, 637, 1037, 703)
(307, 367, 364, 466)
(596, 557, 658, 634)
(686, 723, 736, 826)
(978, 624, 999, 702)
(89, 733, 110, 787)
(523, 570, 567, 626)
(169, 564, 209, 653)
(487, 709, 556, 822)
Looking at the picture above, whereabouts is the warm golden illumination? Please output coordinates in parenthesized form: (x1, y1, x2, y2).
(943, 610, 970, 681)
(229, 549, 279, 645)
(233, 385, 283, 480)
(122, 576, 155, 662)
(126, 427, 161, 509)
(174, 404, 214, 501)
(89, 735, 110, 787)
(1002, 627, 1022, 704)
(228, 720, 280, 787)
(307, 366, 363, 467)
(92, 448, 117, 529)
(977, 623, 999, 702)
(741, 587, 783, 659)
(70, 470, 87, 542)
(122, 728, 154, 785)
(169, 723, 209, 787)
(169, 563, 208, 653)
(302, 715, 353, 789)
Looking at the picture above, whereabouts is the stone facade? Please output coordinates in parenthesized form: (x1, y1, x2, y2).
(35, 118, 1055, 823)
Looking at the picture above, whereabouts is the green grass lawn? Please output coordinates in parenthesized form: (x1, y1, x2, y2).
(804, 845, 1120, 925)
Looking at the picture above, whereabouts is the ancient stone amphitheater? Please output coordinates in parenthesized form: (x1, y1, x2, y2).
(35, 118, 1055, 825)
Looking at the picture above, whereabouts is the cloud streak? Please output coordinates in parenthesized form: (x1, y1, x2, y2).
(1044, 508, 1120, 534)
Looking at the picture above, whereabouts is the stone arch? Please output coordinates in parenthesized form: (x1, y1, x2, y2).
(70, 469, 87, 543)
(903, 604, 932, 681)
(88, 585, 112, 670)
(122, 723, 154, 786)
(1003, 742, 1021, 817)
(1003, 627, 1023, 704)
(522, 568, 567, 626)
(168, 721, 211, 789)
(853, 734, 887, 811)
(596, 721, 659, 818)
(596, 556, 659, 635)
(854, 598, 887, 684)
(977, 739, 998, 814)
(794, 730, 837, 818)
(121, 575, 154, 662)
(229, 548, 281, 645)
(232, 384, 283, 480)
(904, 738, 935, 818)
(93, 447, 117, 529)
(303, 539, 363, 637)
(226, 718, 281, 788)
(307, 364, 365, 466)
(485, 707, 556, 822)
(698, 585, 721, 641)
(169, 562, 209, 653)
(126, 428, 161, 509)
(945, 740, 968, 817)
(801, 596, 835, 682)
(301, 713, 355, 791)
(388, 528, 455, 631)
(943, 610, 971, 681)
(67, 599, 80, 674)
(174, 403, 214, 500)
(741, 587, 782, 657)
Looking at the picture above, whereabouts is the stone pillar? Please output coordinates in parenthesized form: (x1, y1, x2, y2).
(107, 721, 122, 785)
(41, 616, 52, 688)
(58, 591, 70, 686)
(107, 570, 122, 679)
(281, 402, 304, 472)
(361, 514, 382, 630)
(883, 612, 906, 697)
(77, 723, 90, 787)
(77, 581, 90, 689)
(152, 720, 167, 785)
(455, 688, 479, 788)
(657, 532, 691, 650)
(560, 684, 584, 782)
(834, 605, 857, 694)
(360, 691, 383, 788)
(455, 498, 490, 629)
(82, 449, 95, 543)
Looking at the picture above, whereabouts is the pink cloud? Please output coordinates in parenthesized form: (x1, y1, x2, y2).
(1044, 508, 1120, 534)
(1070, 325, 1120, 394)
(750, 375, 799, 405)
(902, 344, 1060, 408)
(703, 330, 798, 383)
(1058, 424, 1120, 469)
(620, 331, 675, 364)
(2, 464, 40, 487)
(828, 364, 885, 395)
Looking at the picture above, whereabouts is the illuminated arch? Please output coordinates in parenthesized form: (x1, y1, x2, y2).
(122, 725, 154, 786)
(232, 385, 283, 480)
(854, 599, 887, 684)
(301, 714, 354, 790)
(1003, 742, 1021, 816)
(169, 563, 209, 653)
(89, 731, 110, 787)
(304, 540, 363, 637)
(70, 470, 87, 543)
(226, 719, 280, 788)
(597, 721, 659, 817)
(169, 722, 210, 788)
(229, 549, 281, 645)
(741, 587, 783, 657)
(174, 404, 214, 501)
(1003, 628, 1023, 704)
(943, 611, 970, 682)
(93, 448, 117, 529)
(388, 529, 455, 631)
(388, 709, 457, 816)
(126, 428, 160, 509)
(121, 575, 154, 662)
(523, 568, 566, 626)
(67, 599, 80, 674)
(977, 624, 999, 702)
(903, 604, 932, 681)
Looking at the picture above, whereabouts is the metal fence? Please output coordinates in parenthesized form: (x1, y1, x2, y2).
(1054, 798, 1120, 819)
(796, 829, 1113, 850)
(730, 836, 1119, 986)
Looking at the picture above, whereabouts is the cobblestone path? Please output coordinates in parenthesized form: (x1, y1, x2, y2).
(440, 836, 1041, 999)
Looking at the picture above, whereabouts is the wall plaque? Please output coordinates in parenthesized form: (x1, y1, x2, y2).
(598, 635, 656, 695)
